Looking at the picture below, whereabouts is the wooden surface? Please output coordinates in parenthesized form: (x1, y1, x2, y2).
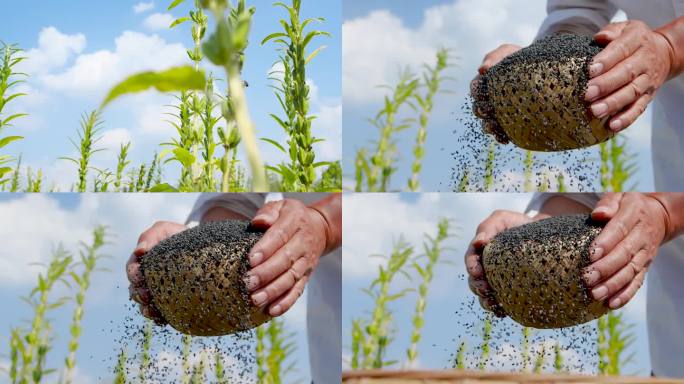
(343, 370, 684, 384)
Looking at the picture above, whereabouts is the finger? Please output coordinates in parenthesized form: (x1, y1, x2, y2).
(246, 235, 305, 291)
(585, 55, 648, 102)
(593, 22, 628, 46)
(607, 269, 646, 309)
(591, 195, 644, 262)
(590, 22, 637, 77)
(479, 44, 521, 73)
(591, 193, 623, 221)
(126, 254, 145, 286)
(248, 209, 299, 267)
(590, 259, 637, 301)
(589, 73, 651, 119)
(606, 93, 652, 132)
(465, 244, 484, 278)
(129, 285, 152, 305)
(268, 275, 309, 317)
(251, 200, 285, 230)
(250, 256, 311, 306)
(469, 276, 491, 298)
(136, 222, 186, 255)
(585, 233, 645, 288)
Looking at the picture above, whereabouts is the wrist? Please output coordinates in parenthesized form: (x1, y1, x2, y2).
(309, 194, 342, 254)
(646, 193, 684, 243)
(655, 17, 684, 79)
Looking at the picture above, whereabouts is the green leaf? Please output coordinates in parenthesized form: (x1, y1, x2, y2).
(261, 32, 287, 45)
(170, 17, 191, 28)
(313, 161, 331, 169)
(261, 138, 286, 154)
(306, 46, 326, 64)
(0, 136, 23, 149)
(101, 66, 206, 108)
(167, 0, 186, 10)
(149, 183, 179, 192)
(172, 147, 196, 168)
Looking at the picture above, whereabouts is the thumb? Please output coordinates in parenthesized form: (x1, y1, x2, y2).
(592, 193, 623, 221)
(251, 200, 284, 229)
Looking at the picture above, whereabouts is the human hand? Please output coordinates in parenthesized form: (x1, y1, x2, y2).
(465, 210, 534, 316)
(246, 199, 330, 317)
(583, 193, 669, 309)
(471, 44, 522, 143)
(127, 221, 187, 324)
(585, 21, 674, 132)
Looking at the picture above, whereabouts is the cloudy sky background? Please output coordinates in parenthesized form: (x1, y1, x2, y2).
(342, 0, 655, 192)
(1, 0, 341, 191)
(0, 194, 311, 383)
(343, 193, 650, 375)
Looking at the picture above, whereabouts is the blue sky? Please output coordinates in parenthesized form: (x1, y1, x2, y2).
(343, 193, 651, 375)
(1, 0, 341, 190)
(342, 0, 654, 192)
(0, 194, 312, 383)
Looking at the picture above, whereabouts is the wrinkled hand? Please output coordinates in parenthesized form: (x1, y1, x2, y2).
(585, 21, 674, 132)
(583, 193, 668, 309)
(470, 44, 522, 142)
(465, 210, 534, 316)
(127, 221, 188, 324)
(246, 199, 328, 317)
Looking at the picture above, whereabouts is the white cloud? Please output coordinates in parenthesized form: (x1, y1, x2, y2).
(20, 27, 86, 76)
(314, 103, 342, 161)
(134, 1, 155, 13)
(100, 128, 133, 151)
(144, 13, 175, 31)
(41, 31, 186, 96)
(342, 0, 545, 105)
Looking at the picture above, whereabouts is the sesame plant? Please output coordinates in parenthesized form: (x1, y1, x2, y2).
(599, 136, 637, 192)
(262, 0, 330, 192)
(0, 42, 26, 185)
(256, 318, 299, 384)
(6, 226, 108, 384)
(406, 218, 453, 365)
(62, 111, 104, 192)
(354, 50, 452, 192)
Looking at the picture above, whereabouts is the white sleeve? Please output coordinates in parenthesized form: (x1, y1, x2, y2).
(185, 193, 269, 226)
(537, 0, 618, 38)
(526, 192, 603, 216)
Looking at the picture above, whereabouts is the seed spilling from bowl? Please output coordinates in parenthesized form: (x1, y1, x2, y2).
(482, 214, 609, 329)
(475, 34, 614, 151)
(142, 220, 271, 336)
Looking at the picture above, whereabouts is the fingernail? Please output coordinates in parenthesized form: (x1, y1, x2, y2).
(270, 305, 283, 316)
(244, 274, 260, 291)
(135, 241, 147, 253)
(585, 85, 599, 101)
(592, 285, 609, 301)
(589, 62, 604, 77)
(609, 119, 623, 131)
(590, 247, 604, 262)
(609, 297, 622, 309)
(591, 103, 608, 118)
(250, 252, 264, 267)
(583, 269, 601, 286)
(252, 291, 268, 306)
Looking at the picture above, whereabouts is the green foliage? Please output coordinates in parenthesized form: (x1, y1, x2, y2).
(408, 49, 451, 191)
(139, 320, 153, 382)
(599, 136, 637, 192)
(113, 348, 127, 384)
(597, 312, 635, 376)
(453, 340, 466, 369)
(257, 319, 298, 384)
(478, 315, 492, 370)
(62, 111, 104, 193)
(0, 42, 26, 184)
(406, 219, 452, 364)
(314, 161, 342, 192)
(63, 226, 108, 384)
(483, 140, 496, 192)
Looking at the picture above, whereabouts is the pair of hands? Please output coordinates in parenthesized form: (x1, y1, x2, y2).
(466, 193, 670, 315)
(474, 20, 677, 136)
(127, 199, 330, 323)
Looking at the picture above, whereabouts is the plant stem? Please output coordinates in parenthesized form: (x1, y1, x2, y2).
(453, 340, 466, 369)
(138, 320, 152, 383)
(181, 335, 192, 384)
(478, 315, 491, 371)
(113, 348, 127, 384)
(483, 140, 496, 192)
(408, 49, 449, 192)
